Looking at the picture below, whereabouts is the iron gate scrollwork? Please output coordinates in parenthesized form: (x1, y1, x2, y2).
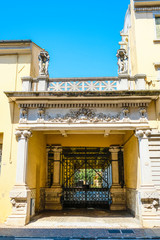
(62, 147, 112, 208)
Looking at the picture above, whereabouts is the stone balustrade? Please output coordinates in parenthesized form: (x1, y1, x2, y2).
(22, 74, 147, 92)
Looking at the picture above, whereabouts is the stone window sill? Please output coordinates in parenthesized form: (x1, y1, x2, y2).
(153, 39, 160, 43)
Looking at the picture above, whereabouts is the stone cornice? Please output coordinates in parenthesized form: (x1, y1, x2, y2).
(135, 6, 160, 12)
(134, 0, 160, 11)
(18, 101, 150, 109)
(4, 90, 160, 101)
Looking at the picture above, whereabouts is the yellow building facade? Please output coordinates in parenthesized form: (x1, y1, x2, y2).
(0, 0, 160, 227)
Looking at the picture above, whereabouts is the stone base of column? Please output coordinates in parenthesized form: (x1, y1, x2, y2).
(6, 184, 31, 226)
(110, 185, 126, 211)
(45, 186, 63, 210)
(139, 185, 160, 227)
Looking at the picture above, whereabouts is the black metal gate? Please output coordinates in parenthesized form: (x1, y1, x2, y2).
(62, 147, 112, 208)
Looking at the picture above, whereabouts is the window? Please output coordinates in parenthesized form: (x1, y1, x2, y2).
(155, 17, 160, 39)
(0, 144, 2, 175)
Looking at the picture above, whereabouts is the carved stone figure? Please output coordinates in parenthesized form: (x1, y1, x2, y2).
(117, 49, 128, 74)
(20, 108, 28, 123)
(37, 108, 45, 122)
(38, 51, 50, 75)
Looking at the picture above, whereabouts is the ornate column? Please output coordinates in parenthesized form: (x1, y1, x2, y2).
(135, 130, 159, 227)
(45, 146, 63, 210)
(6, 130, 32, 226)
(109, 146, 126, 210)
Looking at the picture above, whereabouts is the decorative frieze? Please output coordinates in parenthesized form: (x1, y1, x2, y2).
(19, 105, 150, 125)
(47, 108, 121, 124)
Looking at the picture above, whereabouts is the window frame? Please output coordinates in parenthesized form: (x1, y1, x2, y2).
(0, 144, 2, 175)
(154, 13, 160, 40)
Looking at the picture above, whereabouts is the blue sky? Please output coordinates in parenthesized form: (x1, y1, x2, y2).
(1, 0, 130, 78)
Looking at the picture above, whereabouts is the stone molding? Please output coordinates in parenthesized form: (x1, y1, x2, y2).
(135, 7, 160, 12)
(141, 191, 159, 200)
(18, 101, 150, 109)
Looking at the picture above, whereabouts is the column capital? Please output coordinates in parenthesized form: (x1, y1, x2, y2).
(109, 145, 120, 153)
(53, 146, 62, 153)
(135, 129, 151, 139)
(15, 130, 32, 139)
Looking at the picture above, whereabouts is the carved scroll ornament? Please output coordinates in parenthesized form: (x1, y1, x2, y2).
(47, 108, 120, 124)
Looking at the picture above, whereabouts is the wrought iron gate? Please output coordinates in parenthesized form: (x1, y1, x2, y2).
(62, 147, 112, 208)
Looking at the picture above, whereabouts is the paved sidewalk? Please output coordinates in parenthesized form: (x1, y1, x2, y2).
(0, 210, 160, 239)
(0, 228, 160, 239)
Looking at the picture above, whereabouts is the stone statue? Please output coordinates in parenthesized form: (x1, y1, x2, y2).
(38, 51, 50, 75)
(116, 49, 128, 74)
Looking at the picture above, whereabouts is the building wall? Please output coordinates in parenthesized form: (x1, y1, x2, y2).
(125, 1, 160, 88)
(46, 134, 124, 147)
(123, 131, 140, 217)
(27, 132, 46, 212)
(0, 42, 43, 223)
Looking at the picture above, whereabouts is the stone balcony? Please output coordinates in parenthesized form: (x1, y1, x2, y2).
(21, 74, 150, 92)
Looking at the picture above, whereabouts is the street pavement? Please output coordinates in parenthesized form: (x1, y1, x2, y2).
(0, 228, 160, 239)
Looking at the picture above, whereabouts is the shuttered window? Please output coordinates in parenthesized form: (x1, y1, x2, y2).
(155, 17, 160, 39)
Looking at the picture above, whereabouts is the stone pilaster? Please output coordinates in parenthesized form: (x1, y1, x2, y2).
(109, 146, 126, 210)
(6, 130, 32, 226)
(135, 129, 159, 227)
(45, 146, 63, 210)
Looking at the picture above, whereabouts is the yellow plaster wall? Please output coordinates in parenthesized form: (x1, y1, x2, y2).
(0, 53, 31, 222)
(31, 43, 43, 78)
(123, 131, 140, 189)
(129, 0, 138, 75)
(130, 0, 160, 86)
(0, 43, 43, 222)
(148, 100, 159, 129)
(46, 134, 124, 147)
(27, 132, 46, 212)
(156, 97, 160, 131)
